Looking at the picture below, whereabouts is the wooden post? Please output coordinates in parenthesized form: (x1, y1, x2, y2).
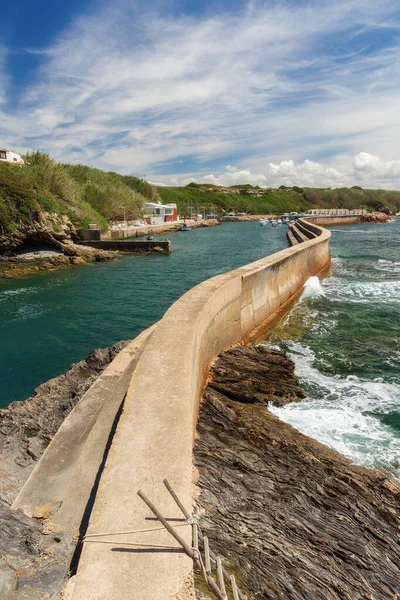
(137, 490, 194, 559)
(231, 575, 240, 600)
(204, 536, 211, 574)
(138, 490, 227, 600)
(217, 557, 227, 599)
(163, 479, 190, 519)
(193, 523, 199, 557)
(162, 481, 248, 600)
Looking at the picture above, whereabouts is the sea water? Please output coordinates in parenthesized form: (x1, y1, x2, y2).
(0, 221, 287, 408)
(268, 219, 400, 478)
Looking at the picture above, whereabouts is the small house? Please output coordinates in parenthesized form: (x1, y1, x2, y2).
(0, 149, 25, 165)
(143, 203, 178, 225)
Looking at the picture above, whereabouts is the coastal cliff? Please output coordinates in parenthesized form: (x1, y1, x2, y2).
(194, 345, 400, 599)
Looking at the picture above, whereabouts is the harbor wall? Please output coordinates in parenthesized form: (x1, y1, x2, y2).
(103, 218, 220, 239)
(78, 239, 171, 252)
(306, 215, 361, 226)
(69, 222, 331, 600)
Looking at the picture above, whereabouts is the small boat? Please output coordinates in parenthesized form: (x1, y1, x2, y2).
(259, 219, 267, 226)
(271, 219, 277, 227)
(276, 218, 282, 225)
(180, 223, 192, 231)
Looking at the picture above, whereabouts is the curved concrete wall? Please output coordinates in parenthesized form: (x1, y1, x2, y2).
(71, 223, 331, 600)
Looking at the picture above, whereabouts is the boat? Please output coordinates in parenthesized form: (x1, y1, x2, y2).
(180, 223, 192, 231)
(271, 219, 277, 227)
(259, 219, 267, 226)
(276, 218, 282, 225)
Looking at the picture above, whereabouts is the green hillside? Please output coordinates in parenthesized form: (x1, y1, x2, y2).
(0, 152, 160, 237)
(2, 150, 400, 245)
(158, 183, 400, 215)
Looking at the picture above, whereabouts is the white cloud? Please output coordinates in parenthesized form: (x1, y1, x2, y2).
(151, 152, 400, 189)
(354, 152, 400, 175)
(1, 0, 400, 188)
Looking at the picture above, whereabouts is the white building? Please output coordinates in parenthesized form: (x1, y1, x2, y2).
(0, 149, 25, 165)
(307, 208, 366, 216)
(143, 203, 178, 225)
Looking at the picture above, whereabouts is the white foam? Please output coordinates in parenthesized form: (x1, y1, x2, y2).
(322, 278, 400, 304)
(0, 287, 32, 297)
(301, 276, 325, 299)
(376, 259, 400, 273)
(270, 342, 400, 477)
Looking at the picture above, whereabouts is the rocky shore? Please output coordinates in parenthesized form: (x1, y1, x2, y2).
(0, 213, 114, 278)
(0, 245, 114, 278)
(194, 345, 400, 599)
(360, 211, 391, 223)
(2, 342, 400, 599)
(0, 341, 128, 599)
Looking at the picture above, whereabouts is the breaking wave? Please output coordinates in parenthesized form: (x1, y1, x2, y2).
(270, 342, 400, 478)
(301, 276, 325, 299)
(323, 278, 400, 304)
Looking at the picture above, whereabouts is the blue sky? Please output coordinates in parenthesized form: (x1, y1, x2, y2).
(2, 0, 400, 187)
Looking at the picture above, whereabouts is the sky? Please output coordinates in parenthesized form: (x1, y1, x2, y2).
(1, 0, 400, 188)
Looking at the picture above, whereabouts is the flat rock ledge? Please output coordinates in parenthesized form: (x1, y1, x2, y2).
(194, 345, 400, 600)
(0, 340, 129, 600)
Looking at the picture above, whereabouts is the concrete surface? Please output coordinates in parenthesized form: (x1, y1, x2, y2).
(71, 223, 331, 600)
(103, 219, 220, 240)
(12, 326, 156, 534)
(306, 215, 361, 226)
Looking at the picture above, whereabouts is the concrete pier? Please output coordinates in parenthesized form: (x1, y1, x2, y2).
(13, 221, 331, 600)
(78, 239, 171, 252)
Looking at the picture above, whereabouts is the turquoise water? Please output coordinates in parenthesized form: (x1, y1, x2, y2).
(269, 219, 400, 477)
(0, 222, 288, 407)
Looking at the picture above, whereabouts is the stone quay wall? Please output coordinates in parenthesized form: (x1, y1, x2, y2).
(103, 218, 220, 239)
(78, 239, 171, 252)
(305, 214, 361, 226)
(13, 222, 331, 600)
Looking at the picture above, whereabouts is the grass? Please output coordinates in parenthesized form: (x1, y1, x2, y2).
(0, 152, 161, 236)
(157, 183, 400, 216)
(2, 151, 399, 241)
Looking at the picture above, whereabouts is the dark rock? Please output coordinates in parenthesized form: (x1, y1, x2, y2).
(0, 500, 72, 600)
(208, 345, 306, 406)
(194, 345, 400, 599)
(0, 340, 130, 598)
(0, 561, 18, 599)
(0, 340, 129, 505)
